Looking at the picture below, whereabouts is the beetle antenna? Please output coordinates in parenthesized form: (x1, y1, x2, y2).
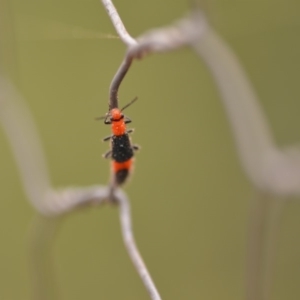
(121, 96, 138, 112)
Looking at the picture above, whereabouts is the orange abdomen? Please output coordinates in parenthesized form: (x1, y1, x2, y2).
(112, 159, 133, 185)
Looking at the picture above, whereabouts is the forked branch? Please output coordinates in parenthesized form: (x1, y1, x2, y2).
(101, 0, 207, 110)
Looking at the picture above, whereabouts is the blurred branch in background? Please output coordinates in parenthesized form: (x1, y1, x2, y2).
(0, 72, 109, 299)
(191, 16, 300, 300)
(101, 0, 207, 110)
(192, 24, 300, 197)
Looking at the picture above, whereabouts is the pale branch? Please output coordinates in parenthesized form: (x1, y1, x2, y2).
(41, 185, 109, 216)
(109, 55, 134, 109)
(191, 21, 300, 197)
(0, 75, 51, 210)
(101, 0, 207, 110)
(108, 11, 207, 110)
(133, 11, 207, 54)
(101, 0, 137, 47)
(117, 189, 162, 300)
(190, 26, 275, 190)
(0, 75, 110, 215)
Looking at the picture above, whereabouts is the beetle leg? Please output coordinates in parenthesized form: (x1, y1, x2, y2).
(103, 150, 112, 159)
(102, 135, 112, 142)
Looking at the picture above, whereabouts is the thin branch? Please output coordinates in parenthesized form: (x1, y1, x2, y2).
(101, 0, 137, 47)
(109, 11, 206, 110)
(100, 0, 137, 109)
(101, 0, 207, 110)
(41, 185, 109, 216)
(116, 189, 162, 300)
(109, 54, 134, 109)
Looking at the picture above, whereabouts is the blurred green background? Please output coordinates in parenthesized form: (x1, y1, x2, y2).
(1, 0, 300, 299)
